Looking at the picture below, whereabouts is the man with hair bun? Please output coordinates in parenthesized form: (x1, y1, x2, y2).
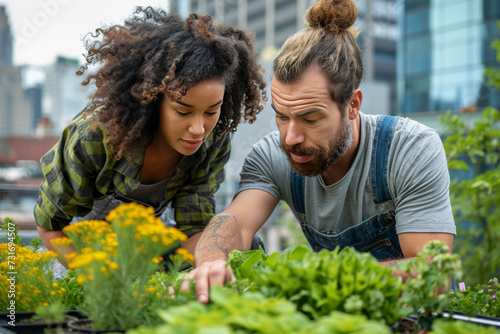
(186, 0, 456, 303)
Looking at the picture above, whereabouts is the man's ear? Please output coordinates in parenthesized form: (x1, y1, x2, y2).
(349, 89, 362, 119)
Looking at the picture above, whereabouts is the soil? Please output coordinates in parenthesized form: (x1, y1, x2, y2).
(394, 318, 431, 334)
(66, 319, 125, 334)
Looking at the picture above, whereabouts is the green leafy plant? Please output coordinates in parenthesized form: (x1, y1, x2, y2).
(228, 245, 408, 325)
(484, 21, 500, 91)
(126, 286, 393, 334)
(140, 270, 197, 326)
(448, 277, 499, 318)
(273, 202, 310, 250)
(439, 22, 500, 285)
(439, 107, 500, 285)
(397, 240, 463, 318)
(54, 270, 85, 311)
(34, 300, 66, 323)
(430, 318, 500, 334)
(0, 217, 24, 246)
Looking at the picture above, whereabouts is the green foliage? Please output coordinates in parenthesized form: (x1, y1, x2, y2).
(140, 270, 198, 326)
(430, 318, 500, 334)
(439, 107, 500, 284)
(126, 287, 392, 334)
(55, 270, 85, 310)
(273, 202, 310, 250)
(484, 22, 500, 90)
(227, 246, 408, 325)
(440, 22, 500, 285)
(448, 277, 499, 318)
(29, 237, 45, 253)
(397, 240, 463, 317)
(34, 300, 66, 323)
(0, 217, 24, 247)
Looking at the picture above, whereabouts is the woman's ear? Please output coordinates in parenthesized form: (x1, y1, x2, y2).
(349, 89, 362, 119)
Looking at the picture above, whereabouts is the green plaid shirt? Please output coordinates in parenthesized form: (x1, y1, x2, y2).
(34, 114, 230, 237)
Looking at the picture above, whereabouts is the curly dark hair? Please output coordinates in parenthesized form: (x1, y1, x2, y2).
(77, 7, 267, 162)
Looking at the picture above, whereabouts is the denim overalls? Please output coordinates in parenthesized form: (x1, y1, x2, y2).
(289, 115, 404, 261)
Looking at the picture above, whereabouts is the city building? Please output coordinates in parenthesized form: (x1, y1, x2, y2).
(357, 0, 398, 115)
(0, 6, 13, 66)
(42, 56, 86, 133)
(399, 0, 500, 118)
(25, 84, 43, 132)
(0, 5, 31, 137)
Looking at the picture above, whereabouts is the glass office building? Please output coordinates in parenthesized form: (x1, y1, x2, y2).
(399, 0, 500, 115)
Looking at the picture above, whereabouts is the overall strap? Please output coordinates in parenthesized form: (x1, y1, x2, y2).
(290, 168, 305, 214)
(370, 115, 401, 203)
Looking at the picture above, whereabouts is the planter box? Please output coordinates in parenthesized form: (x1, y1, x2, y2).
(401, 310, 500, 332)
(0, 311, 81, 334)
(442, 310, 500, 328)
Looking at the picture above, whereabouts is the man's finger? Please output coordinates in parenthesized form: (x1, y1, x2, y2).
(206, 263, 228, 290)
(226, 267, 236, 282)
(193, 266, 210, 304)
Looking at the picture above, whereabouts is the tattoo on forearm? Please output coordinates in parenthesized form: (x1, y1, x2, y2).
(196, 214, 239, 257)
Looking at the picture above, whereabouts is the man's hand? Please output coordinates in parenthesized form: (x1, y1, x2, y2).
(183, 189, 278, 303)
(181, 260, 235, 303)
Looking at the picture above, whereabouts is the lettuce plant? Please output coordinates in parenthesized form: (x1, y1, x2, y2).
(126, 287, 393, 334)
(228, 246, 408, 325)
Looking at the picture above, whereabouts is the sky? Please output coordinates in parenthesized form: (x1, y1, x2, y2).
(1, 0, 173, 67)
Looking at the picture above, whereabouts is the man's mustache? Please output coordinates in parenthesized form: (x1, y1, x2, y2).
(281, 143, 318, 156)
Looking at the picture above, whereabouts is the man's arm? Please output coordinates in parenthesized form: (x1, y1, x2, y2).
(380, 232, 454, 280)
(183, 189, 278, 303)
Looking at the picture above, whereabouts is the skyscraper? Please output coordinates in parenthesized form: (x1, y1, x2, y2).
(42, 56, 86, 133)
(0, 6, 13, 67)
(399, 0, 500, 115)
(0, 6, 30, 137)
(179, 0, 310, 52)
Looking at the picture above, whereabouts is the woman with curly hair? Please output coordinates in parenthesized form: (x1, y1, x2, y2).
(34, 7, 266, 256)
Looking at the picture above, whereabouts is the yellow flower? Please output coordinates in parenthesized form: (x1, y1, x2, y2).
(76, 275, 86, 284)
(175, 248, 194, 263)
(50, 237, 73, 246)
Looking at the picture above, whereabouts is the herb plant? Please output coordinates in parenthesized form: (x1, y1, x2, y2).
(448, 277, 499, 318)
(50, 202, 191, 331)
(228, 245, 408, 325)
(397, 240, 463, 317)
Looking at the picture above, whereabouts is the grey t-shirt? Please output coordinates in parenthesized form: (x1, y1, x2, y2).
(237, 112, 456, 235)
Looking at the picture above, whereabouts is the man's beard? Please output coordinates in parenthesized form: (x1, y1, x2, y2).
(281, 115, 353, 177)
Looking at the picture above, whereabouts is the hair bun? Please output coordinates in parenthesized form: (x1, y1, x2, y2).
(305, 0, 358, 33)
